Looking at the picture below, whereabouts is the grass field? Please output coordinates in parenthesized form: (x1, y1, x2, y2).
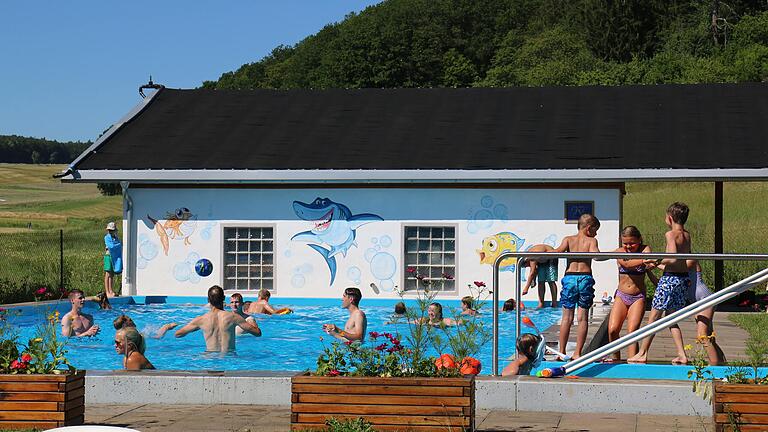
(0, 164, 122, 302)
(0, 164, 766, 302)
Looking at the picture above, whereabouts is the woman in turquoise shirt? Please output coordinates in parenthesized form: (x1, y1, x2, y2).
(104, 221, 123, 297)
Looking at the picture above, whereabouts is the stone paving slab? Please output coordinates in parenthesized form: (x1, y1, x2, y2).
(86, 404, 714, 431)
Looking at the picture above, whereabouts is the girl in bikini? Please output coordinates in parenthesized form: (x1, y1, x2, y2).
(606, 226, 652, 362)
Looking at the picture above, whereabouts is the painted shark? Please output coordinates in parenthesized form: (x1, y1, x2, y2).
(291, 197, 383, 285)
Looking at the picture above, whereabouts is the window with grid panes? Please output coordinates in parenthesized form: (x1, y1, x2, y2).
(223, 227, 274, 291)
(403, 226, 456, 291)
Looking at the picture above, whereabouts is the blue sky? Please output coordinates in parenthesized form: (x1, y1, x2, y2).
(1, 1, 382, 142)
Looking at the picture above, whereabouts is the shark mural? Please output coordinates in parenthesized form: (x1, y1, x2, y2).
(291, 197, 383, 285)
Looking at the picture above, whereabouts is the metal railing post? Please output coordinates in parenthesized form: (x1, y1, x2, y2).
(492, 259, 500, 375)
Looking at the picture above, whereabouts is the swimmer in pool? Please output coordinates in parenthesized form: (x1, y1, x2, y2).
(114, 327, 154, 370)
(322, 287, 367, 342)
(244, 288, 292, 315)
(61, 289, 100, 337)
(175, 285, 262, 352)
(228, 292, 258, 336)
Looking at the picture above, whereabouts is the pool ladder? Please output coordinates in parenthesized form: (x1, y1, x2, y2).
(490, 252, 768, 376)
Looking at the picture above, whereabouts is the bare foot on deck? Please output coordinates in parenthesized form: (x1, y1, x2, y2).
(671, 356, 688, 365)
(627, 353, 647, 363)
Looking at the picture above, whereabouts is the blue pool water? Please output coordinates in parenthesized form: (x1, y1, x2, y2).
(7, 297, 561, 373)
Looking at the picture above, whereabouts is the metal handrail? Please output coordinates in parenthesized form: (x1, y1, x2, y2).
(491, 252, 768, 375)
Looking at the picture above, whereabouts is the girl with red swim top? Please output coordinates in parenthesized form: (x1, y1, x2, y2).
(606, 226, 652, 362)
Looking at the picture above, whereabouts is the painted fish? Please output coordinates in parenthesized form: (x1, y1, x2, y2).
(477, 232, 525, 272)
(292, 197, 383, 285)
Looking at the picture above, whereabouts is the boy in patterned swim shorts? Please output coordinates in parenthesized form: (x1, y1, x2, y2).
(628, 202, 691, 364)
(553, 214, 601, 360)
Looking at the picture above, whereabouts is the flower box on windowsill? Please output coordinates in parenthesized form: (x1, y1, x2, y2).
(291, 373, 475, 431)
(713, 381, 768, 432)
(0, 370, 85, 430)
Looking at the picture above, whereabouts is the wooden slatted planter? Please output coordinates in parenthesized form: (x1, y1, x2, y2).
(713, 381, 768, 432)
(0, 370, 85, 430)
(291, 373, 475, 431)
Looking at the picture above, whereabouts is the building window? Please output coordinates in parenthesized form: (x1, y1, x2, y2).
(403, 226, 456, 291)
(223, 226, 274, 291)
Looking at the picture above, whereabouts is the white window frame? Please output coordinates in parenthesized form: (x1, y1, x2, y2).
(400, 223, 458, 293)
(220, 224, 276, 293)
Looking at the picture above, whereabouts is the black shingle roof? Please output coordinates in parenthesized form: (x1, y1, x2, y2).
(73, 84, 768, 171)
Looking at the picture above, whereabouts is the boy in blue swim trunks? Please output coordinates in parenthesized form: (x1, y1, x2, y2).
(553, 214, 600, 359)
(629, 202, 691, 364)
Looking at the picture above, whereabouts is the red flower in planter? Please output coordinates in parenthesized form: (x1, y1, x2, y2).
(327, 370, 340, 376)
(369, 331, 380, 339)
(375, 343, 388, 351)
(10, 360, 26, 370)
(20, 353, 32, 363)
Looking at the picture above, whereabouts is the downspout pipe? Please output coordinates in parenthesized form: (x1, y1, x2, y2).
(121, 182, 135, 296)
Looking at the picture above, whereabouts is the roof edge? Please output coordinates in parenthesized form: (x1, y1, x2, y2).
(60, 168, 768, 184)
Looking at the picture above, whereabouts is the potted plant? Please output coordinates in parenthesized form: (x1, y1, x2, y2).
(291, 273, 488, 432)
(688, 330, 768, 432)
(0, 308, 84, 430)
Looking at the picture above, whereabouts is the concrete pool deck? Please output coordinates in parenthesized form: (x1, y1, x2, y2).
(85, 371, 712, 416)
(85, 404, 715, 431)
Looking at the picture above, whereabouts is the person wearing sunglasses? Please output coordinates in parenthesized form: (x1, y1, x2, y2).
(115, 327, 154, 370)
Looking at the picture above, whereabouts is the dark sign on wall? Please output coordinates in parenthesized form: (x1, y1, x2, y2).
(564, 201, 595, 223)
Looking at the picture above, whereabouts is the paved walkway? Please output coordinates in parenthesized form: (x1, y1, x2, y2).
(86, 404, 714, 431)
(542, 307, 748, 363)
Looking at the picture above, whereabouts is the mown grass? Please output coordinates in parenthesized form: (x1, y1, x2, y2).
(0, 164, 766, 303)
(624, 182, 768, 292)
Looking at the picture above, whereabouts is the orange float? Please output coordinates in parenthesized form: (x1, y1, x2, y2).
(459, 357, 481, 375)
(435, 353, 456, 369)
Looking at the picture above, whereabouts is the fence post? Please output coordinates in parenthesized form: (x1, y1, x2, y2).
(59, 229, 64, 290)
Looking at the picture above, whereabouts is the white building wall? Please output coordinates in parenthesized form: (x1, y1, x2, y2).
(127, 187, 621, 301)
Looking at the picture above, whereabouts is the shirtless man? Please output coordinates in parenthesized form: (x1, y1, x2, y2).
(228, 292, 258, 336)
(322, 287, 367, 342)
(61, 289, 100, 337)
(175, 285, 261, 352)
(244, 288, 292, 315)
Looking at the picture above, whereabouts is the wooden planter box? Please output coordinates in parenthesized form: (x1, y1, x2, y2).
(0, 370, 85, 430)
(713, 381, 768, 432)
(291, 373, 475, 431)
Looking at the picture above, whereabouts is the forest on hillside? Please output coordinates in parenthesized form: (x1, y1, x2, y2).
(0, 135, 89, 164)
(203, 0, 768, 89)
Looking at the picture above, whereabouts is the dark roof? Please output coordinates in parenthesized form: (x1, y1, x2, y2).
(72, 84, 768, 172)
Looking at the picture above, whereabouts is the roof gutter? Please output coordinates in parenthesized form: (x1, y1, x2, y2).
(59, 168, 768, 184)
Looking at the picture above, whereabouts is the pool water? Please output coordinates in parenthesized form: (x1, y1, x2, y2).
(8, 298, 561, 373)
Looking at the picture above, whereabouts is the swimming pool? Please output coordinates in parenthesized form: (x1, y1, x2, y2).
(7, 297, 561, 373)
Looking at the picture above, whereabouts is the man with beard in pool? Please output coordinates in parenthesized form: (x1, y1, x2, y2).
(175, 285, 262, 352)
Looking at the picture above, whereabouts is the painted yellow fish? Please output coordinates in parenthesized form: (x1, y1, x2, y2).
(477, 232, 525, 272)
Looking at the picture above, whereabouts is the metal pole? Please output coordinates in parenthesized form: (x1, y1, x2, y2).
(515, 257, 524, 348)
(59, 229, 64, 290)
(492, 259, 500, 375)
(487, 251, 768, 377)
(715, 181, 724, 290)
(564, 267, 768, 373)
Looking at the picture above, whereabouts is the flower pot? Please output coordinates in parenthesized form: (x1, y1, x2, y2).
(713, 381, 768, 432)
(0, 370, 85, 430)
(291, 373, 475, 431)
